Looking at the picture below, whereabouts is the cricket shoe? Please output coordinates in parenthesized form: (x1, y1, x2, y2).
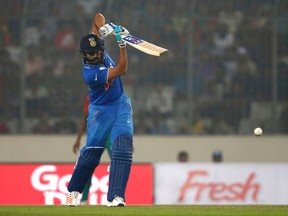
(66, 191, 79, 207)
(107, 196, 126, 207)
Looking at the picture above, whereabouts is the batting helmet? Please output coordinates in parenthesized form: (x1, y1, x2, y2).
(79, 34, 104, 56)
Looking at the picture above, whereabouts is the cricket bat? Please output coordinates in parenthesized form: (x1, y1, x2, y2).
(121, 35, 168, 56)
(92, 13, 168, 56)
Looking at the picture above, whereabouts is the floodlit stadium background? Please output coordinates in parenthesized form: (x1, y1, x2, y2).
(0, 0, 287, 135)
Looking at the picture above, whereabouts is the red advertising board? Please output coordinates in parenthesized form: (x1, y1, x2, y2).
(0, 164, 153, 205)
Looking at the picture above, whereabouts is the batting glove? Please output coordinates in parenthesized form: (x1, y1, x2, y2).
(99, 23, 114, 39)
(114, 25, 126, 48)
(99, 23, 130, 39)
(109, 23, 130, 36)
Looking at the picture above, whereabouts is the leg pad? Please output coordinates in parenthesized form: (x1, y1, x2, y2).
(107, 135, 133, 201)
(68, 148, 104, 193)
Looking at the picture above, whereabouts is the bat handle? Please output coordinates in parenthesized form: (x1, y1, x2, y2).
(114, 26, 122, 42)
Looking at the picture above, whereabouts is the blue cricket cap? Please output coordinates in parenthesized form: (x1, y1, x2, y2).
(80, 34, 104, 53)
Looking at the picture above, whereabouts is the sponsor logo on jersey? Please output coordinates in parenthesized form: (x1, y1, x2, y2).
(122, 35, 142, 44)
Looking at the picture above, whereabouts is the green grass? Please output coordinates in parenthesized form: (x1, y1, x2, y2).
(0, 205, 287, 216)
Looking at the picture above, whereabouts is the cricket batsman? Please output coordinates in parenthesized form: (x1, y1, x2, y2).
(66, 20, 133, 207)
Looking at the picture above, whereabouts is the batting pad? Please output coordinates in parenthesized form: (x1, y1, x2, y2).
(68, 148, 104, 193)
(107, 135, 133, 201)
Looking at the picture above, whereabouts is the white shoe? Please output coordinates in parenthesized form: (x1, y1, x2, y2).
(66, 191, 79, 207)
(107, 196, 126, 207)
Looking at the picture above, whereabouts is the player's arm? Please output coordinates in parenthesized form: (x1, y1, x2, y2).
(92, 13, 129, 39)
(107, 26, 128, 81)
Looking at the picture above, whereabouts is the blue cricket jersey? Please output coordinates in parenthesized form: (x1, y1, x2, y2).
(81, 51, 124, 105)
(80, 50, 133, 153)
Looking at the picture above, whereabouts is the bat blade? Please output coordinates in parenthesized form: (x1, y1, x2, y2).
(122, 35, 168, 56)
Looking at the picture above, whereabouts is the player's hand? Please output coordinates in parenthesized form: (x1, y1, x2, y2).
(100, 23, 130, 39)
(109, 23, 130, 36)
(99, 23, 114, 39)
(73, 141, 81, 154)
(117, 26, 130, 36)
(114, 25, 126, 48)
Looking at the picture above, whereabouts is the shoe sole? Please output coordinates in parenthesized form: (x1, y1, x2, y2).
(116, 203, 125, 207)
(107, 203, 125, 207)
(108, 205, 125, 207)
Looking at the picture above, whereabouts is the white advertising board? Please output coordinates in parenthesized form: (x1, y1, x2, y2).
(155, 163, 288, 204)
